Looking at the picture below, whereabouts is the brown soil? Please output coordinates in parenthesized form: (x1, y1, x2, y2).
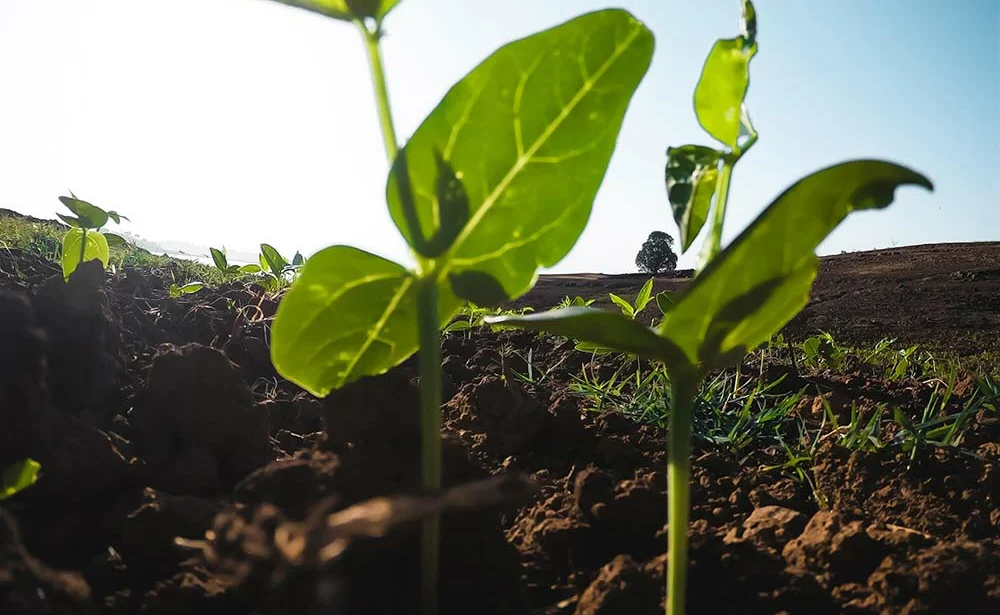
(1, 235, 998, 615)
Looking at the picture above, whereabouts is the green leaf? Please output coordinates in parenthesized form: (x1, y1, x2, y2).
(658, 160, 932, 371)
(655, 290, 677, 315)
(1, 459, 41, 501)
(485, 307, 685, 365)
(106, 210, 129, 224)
(448, 270, 509, 307)
(104, 232, 128, 247)
(292, 251, 305, 267)
(263, 0, 402, 22)
(57, 214, 82, 228)
(240, 264, 263, 274)
(634, 277, 655, 313)
(211, 247, 229, 271)
(261, 243, 288, 277)
(665, 145, 722, 251)
(59, 196, 109, 229)
(392, 149, 470, 258)
(608, 292, 635, 318)
(270, 246, 461, 397)
(62, 228, 110, 279)
(694, 37, 756, 149)
(386, 9, 654, 301)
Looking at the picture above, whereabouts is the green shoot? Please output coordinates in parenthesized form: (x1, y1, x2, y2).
(56, 194, 129, 280)
(485, 3, 932, 614)
(168, 281, 205, 299)
(258, 3, 654, 613)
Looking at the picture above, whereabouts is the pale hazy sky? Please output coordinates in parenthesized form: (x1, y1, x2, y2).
(1, 0, 997, 271)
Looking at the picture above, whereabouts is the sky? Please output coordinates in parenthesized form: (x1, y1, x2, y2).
(1, 0, 997, 272)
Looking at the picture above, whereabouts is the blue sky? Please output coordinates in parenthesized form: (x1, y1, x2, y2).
(1, 0, 997, 271)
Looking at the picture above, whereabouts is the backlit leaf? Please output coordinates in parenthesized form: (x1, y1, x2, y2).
(658, 160, 933, 371)
(694, 37, 756, 149)
(665, 145, 722, 252)
(0, 459, 41, 501)
(62, 228, 110, 280)
(270, 246, 461, 396)
(59, 196, 109, 229)
(104, 233, 128, 247)
(609, 293, 635, 318)
(386, 9, 654, 301)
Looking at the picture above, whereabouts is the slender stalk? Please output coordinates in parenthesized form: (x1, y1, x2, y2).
(356, 21, 441, 614)
(666, 379, 696, 615)
(699, 158, 735, 270)
(416, 277, 442, 615)
(359, 22, 400, 162)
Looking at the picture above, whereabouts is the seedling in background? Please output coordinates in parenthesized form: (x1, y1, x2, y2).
(258, 1, 653, 613)
(168, 281, 205, 299)
(1, 459, 41, 501)
(486, 3, 933, 614)
(610, 277, 656, 321)
(56, 194, 128, 280)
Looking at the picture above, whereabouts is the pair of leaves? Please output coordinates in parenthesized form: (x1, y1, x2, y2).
(609, 277, 655, 320)
(58, 195, 127, 230)
(487, 160, 933, 380)
(667, 0, 757, 253)
(271, 10, 655, 396)
(1, 459, 40, 501)
(264, 0, 401, 23)
(62, 228, 110, 280)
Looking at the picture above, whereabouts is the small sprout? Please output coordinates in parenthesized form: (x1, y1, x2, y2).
(169, 282, 204, 298)
(56, 194, 127, 280)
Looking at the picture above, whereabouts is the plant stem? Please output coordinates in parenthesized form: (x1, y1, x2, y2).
(416, 276, 442, 615)
(666, 378, 696, 615)
(359, 22, 399, 162)
(699, 157, 735, 270)
(357, 20, 440, 614)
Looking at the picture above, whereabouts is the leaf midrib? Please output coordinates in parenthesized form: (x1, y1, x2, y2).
(435, 19, 645, 283)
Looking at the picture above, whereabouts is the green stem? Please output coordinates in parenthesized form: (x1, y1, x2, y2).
(699, 158, 735, 271)
(359, 22, 400, 162)
(416, 277, 442, 615)
(356, 19, 442, 615)
(666, 378, 696, 615)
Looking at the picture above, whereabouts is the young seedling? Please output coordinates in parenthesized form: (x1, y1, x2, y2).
(485, 3, 933, 614)
(56, 194, 129, 280)
(0, 459, 40, 501)
(168, 281, 205, 299)
(609, 277, 656, 321)
(259, 1, 653, 612)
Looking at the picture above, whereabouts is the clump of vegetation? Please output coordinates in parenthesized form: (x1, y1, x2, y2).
(486, 2, 933, 614)
(636, 230, 678, 274)
(55, 194, 129, 279)
(260, 1, 654, 612)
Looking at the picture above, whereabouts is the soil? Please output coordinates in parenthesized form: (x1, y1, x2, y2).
(1, 235, 998, 615)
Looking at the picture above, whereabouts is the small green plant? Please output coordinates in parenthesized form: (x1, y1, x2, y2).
(168, 281, 205, 299)
(486, 3, 932, 613)
(609, 277, 656, 321)
(1, 459, 41, 501)
(260, 2, 653, 613)
(56, 194, 128, 279)
(554, 295, 596, 309)
(801, 331, 845, 370)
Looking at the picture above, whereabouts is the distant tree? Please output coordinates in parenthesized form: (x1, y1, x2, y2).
(635, 231, 678, 274)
